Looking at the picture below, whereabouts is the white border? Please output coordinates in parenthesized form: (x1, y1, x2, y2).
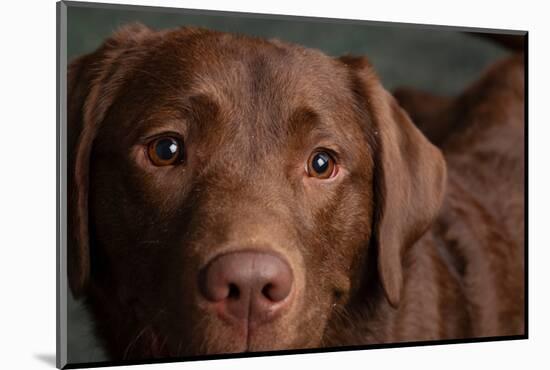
(1, 0, 548, 369)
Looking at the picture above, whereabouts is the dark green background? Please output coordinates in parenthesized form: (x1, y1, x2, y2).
(67, 3, 510, 96)
(66, 2, 510, 365)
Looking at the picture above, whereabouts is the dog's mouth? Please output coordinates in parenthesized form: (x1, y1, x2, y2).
(134, 324, 293, 358)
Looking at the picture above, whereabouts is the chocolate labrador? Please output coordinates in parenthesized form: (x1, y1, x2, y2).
(67, 24, 525, 360)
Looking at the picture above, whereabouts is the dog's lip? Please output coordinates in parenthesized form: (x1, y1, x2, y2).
(195, 295, 297, 353)
(159, 324, 277, 356)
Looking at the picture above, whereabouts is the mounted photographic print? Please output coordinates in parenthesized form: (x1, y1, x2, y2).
(56, 1, 527, 368)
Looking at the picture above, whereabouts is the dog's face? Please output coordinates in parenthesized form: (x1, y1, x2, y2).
(68, 25, 446, 359)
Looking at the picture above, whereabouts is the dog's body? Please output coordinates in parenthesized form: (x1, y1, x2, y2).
(367, 54, 526, 343)
(400, 54, 525, 337)
(68, 25, 524, 360)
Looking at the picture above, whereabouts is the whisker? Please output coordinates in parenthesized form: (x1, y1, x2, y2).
(123, 307, 167, 360)
(123, 324, 150, 360)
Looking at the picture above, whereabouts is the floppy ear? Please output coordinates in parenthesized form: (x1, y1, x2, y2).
(67, 23, 153, 297)
(340, 56, 447, 307)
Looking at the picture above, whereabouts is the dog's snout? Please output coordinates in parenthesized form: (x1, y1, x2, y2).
(199, 251, 294, 325)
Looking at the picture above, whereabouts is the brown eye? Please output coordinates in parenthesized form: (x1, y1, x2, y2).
(147, 137, 185, 166)
(306, 151, 337, 179)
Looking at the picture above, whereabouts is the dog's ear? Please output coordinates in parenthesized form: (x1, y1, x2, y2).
(340, 56, 447, 307)
(67, 23, 153, 297)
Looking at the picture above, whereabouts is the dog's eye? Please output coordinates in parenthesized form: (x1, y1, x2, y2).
(306, 151, 337, 179)
(147, 137, 185, 166)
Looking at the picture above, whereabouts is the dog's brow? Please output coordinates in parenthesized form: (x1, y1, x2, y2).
(288, 106, 321, 135)
(287, 106, 344, 145)
(179, 94, 220, 129)
(133, 95, 220, 138)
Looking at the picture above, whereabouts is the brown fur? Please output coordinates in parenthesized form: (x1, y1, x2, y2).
(67, 24, 524, 360)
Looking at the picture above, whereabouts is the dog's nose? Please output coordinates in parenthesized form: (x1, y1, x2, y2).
(199, 251, 294, 325)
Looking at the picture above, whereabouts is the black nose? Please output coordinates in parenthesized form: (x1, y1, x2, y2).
(199, 251, 294, 325)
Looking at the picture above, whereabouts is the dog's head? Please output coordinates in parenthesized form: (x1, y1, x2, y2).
(68, 24, 446, 358)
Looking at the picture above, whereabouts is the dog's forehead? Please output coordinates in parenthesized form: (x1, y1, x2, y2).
(163, 31, 355, 122)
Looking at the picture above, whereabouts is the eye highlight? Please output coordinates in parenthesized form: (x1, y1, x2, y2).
(306, 151, 337, 179)
(147, 136, 185, 166)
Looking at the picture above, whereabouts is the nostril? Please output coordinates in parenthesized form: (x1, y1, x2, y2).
(228, 283, 240, 300)
(261, 280, 292, 302)
(261, 283, 273, 301)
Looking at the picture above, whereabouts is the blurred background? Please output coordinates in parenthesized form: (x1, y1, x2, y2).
(65, 2, 512, 365)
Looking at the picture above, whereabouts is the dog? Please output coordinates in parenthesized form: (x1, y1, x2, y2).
(67, 24, 525, 360)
